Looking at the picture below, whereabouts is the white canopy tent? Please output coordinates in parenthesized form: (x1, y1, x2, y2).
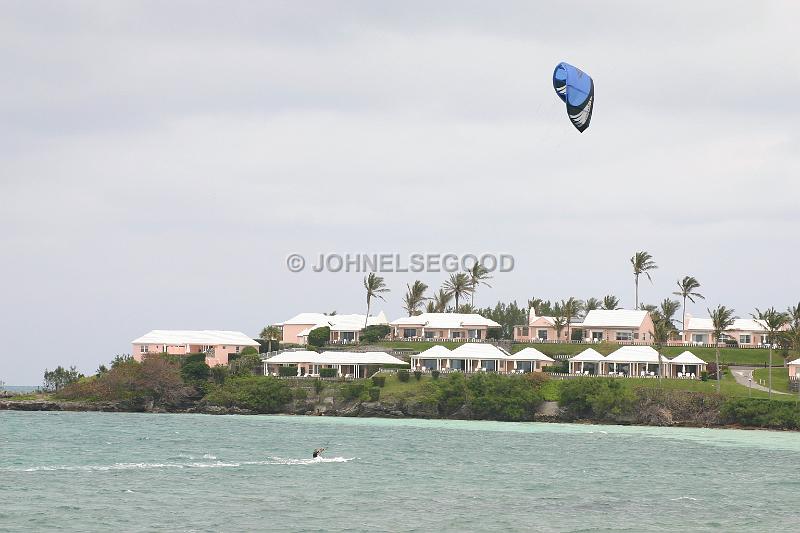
(508, 347, 556, 373)
(568, 348, 607, 375)
(668, 351, 706, 378)
(604, 346, 667, 377)
(410, 345, 453, 371)
(264, 350, 408, 378)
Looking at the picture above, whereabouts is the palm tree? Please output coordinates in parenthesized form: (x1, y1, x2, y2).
(468, 263, 492, 305)
(787, 301, 800, 329)
(659, 298, 681, 333)
(630, 251, 657, 310)
(752, 307, 789, 399)
(260, 325, 282, 352)
(673, 276, 705, 343)
(402, 280, 429, 316)
(425, 300, 436, 313)
(709, 305, 736, 393)
(561, 297, 584, 342)
(552, 314, 567, 342)
(651, 311, 671, 382)
(442, 272, 473, 310)
(363, 273, 389, 329)
(584, 297, 601, 312)
(602, 295, 621, 310)
(432, 289, 453, 313)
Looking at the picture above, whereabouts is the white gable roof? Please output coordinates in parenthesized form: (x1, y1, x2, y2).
(131, 330, 259, 346)
(569, 348, 607, 362)
(510, 347, 555, 362)
(265, 350, 407, 366)
(414, 345, 453, 358)
(528, 313, 557, 326)
(788, 357, 800, 366)
(605, 345, 663, 363)
(581, 310, 648, 328)
(669, 351, 706, 365)
(290, 312, 389, 336)
(390, 313, 500, 329)
(450, 343, 508, 359)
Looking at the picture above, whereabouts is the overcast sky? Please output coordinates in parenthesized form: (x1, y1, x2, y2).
(2, 1, 799, 384)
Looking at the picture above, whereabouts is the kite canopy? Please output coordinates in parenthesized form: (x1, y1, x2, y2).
(553, 62, 594, 132)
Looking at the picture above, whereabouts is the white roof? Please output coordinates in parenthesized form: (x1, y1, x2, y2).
(788, 357, 800, 366)
(450, 343, 509, 359)
(131, 330, 259, 346)
(510, 347, 555, 362)
(390, 313, 500, 329)
(414, 345, 453, 359)
(265, 350, 407, 366)
(605, 346, 663, 363)
(528, 313, 556, 326)
(685, 315, 767, 332)
(280, 311, 388, 329)
(580, 310, 648, 328)
(290, 312, 389, 336)
(569, 348, 607, 362)
(669, 351, 706, 365)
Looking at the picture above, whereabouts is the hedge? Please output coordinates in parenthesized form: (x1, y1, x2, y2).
(320, 368, 337, 378)
(397, 370, 410, 382)
(372, 375, 386, 388)
(278, 366, 298, 377)
(369, 387, 380, 401)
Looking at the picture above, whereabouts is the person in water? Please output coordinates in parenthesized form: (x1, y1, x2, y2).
(312, 447, 325, 458)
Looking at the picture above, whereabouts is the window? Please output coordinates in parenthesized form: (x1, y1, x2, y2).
(537, 329, 548, 340)
(739, 334, 751, 344)
(341, 331, 356, 341)
(692, 334, 708, 343)
(591, 331, 603, 341)
(615, 331, 633, 341)
(403, 328, 417, 338)
(634, 332, 640, 340)
(468, 329, 479, 339)
(520, 327, 529, 337)
(235, 346, 240, 353)
(140, 345, 149, 353)
(424, 331, 435, 339)
(451, 331, 462, 339)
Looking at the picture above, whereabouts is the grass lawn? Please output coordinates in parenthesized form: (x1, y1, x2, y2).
(753, 367, 791, 394)
(377, 373, 433, 401)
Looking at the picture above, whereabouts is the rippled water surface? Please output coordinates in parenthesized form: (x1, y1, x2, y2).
(2, 411, 799, 532)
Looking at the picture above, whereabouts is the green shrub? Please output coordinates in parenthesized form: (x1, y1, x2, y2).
(320, 368, 337, 378)
(183, 353, 207, 365)
(465, 373, 544, 421)
(431, 370, 440, 380)
(342, 380, 370, 401)
(210, 365, 228, 385)
(414, 370, 422, 381)
(181, 361, 211, 383)
(397, 370, 410, 382)
(369, 387, 380, 401)
(371, 375, 386, 388)
(542, 361, 569, 373)
(700, 371, 709, 382)
(559, 378, 635, 420)
(360, 324, 391, 343)
(203, 376, 293, 413)
(293, 387, 308, 400)
(278, 366, 298, 377)
(720, 398, 800, 429)
(308, 326, 331, 348)
(240, 346, 259, 356)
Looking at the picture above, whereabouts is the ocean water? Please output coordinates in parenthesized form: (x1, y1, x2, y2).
(1, 412, 799, 532)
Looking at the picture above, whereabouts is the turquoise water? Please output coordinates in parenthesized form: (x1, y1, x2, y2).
(2, 412, 799, 532)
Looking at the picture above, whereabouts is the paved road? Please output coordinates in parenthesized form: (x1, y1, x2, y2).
(729, 366, 788, 395)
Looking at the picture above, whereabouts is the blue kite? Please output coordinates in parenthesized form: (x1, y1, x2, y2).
(552, 62, 594, 132)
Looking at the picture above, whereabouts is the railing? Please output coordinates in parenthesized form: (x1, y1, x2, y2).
(512, 338, 781, 349)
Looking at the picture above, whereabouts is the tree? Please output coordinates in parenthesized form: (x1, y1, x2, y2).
(673, 276, 705, 342)
(787, 301, 800, 329)
(709, 305, 736, 393)
(43, 366, 83, 391)
(402, 280, 429, 316)
(584, 297, 601, 312)
(630, 251, 657, 310)
(229, 352, 263, 377)
(602, 295, 621, 310)
(527, 297, 544, 323)
(752, 307, 789, 399)
(467, 263, 492, 305)
(651, 311, 671, 382)
(260, 325, 282, 352)
(210, 365, 228, 385)
(181, 361, 211, 383)
(561, 297, 584, 342)
(360, 324, 390, 343)
(363, 273, 389, 329)
(111, 354, 133, 368)
(308, 326, 331, 349)
(442, 272, 473, 310)
(552, 314, 567, 342)
(432, 289, 453, 313)
(659, 298, 681, 333)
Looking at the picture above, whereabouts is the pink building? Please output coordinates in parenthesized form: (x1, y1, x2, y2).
(278, 312, 388, 345)
(575, 310, 655, 344)
(131, 330, 260, 366)
(682, 315, 781, 347)
(390, 313, 501, 341)
(514, 314, 564, 342)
